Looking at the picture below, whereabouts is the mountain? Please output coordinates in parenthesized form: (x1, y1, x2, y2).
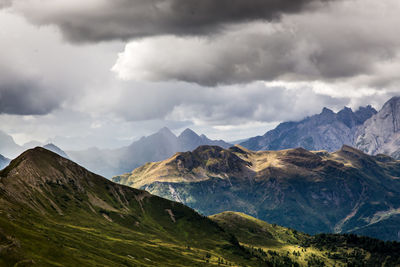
(0, 130, 24, 158)
(0, 148, 398, 266)
(210, 212, 400, 266)
(22, 140, 43, 150)
(43, 143, 69, 158)
(356, 96, 400, 159)
(178, 128, 231, 151)
(113, 145, 400, 241)
(240, 106, 377, 152)
(0, 153, 10, 170)
(68, 127, 232, 177)
(0, 147, 265, 266)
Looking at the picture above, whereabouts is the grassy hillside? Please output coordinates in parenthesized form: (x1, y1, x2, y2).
(0, 148, 265, 266)
(0, 147, 399, 266)
(211, 212, 400, 267)
(113, 145, 400, 241)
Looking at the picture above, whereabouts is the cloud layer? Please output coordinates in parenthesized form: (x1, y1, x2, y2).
(6, 0, 331, 42)
(112, 0, 400, 86)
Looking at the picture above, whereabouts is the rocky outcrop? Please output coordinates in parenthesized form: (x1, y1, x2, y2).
(356, 97, 400, 158)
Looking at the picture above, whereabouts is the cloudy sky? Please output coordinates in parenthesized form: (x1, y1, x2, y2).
(0, 0, 399, 150)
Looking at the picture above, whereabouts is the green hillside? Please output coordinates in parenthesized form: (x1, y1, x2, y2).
(0, 148, 263, 266)
(211, 212, 400, 267)
(113, 145, 400, 241)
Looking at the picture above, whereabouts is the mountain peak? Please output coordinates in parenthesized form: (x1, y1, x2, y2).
(19, 146, 52, 158)
(154, 127, 177, 139)
(338, 106, 353, 113)
(178, 128, 199, 139)
(321, 107, 334, 115)
(157, 127, 174, 135)
(7, 146, 62, 165)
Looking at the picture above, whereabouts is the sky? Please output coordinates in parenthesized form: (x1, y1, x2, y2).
(0, 0, 400, 150)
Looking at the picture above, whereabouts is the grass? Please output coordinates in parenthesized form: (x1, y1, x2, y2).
(210, 211, 400, 267)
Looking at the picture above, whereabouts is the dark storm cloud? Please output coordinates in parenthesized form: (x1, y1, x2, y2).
(0, 72, 59, 115)
(9, 0, 332, 42)
(113, 0, 400, 86)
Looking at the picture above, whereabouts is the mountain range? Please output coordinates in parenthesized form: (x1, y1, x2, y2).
(113, 144, 400, 242)
(0, 131, 70, 161)
(241, 96, 400, 161)
(1, 96, 400, 178)
(1, 147, 398, 266)
(68, 127, 232, 177)
(240, 105, 377, 152)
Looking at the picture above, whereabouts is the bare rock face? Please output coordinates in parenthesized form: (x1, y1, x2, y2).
(241, 106, 377, 152)
(356, 97, 400, 158)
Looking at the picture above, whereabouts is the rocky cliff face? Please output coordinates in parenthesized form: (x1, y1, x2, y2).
(113, 145, 400, 241)
(356, 97, 400, 158)
(241, 106, 377, 152)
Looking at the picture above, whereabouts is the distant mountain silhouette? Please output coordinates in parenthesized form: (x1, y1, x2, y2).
(68, 127, 232, 177)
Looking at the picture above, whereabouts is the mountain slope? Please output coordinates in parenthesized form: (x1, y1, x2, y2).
(356, 96, 400, 159)
(1, 147, 397, 266)
(241, 106, 377, 152)
(69, 127, 232, 177)
(113, 145, 400, 241)
(0, 147, 264, 266)
(210, 212, 400, 266)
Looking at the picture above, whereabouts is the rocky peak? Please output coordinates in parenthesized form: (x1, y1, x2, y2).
(156, 127, 176, 138)
(178, 128, 200, 140)
(337, 107, 356, 128)
(354, 105, 377, 124)
(241, 104, 377, 152)
(321, 107, 335, 116)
